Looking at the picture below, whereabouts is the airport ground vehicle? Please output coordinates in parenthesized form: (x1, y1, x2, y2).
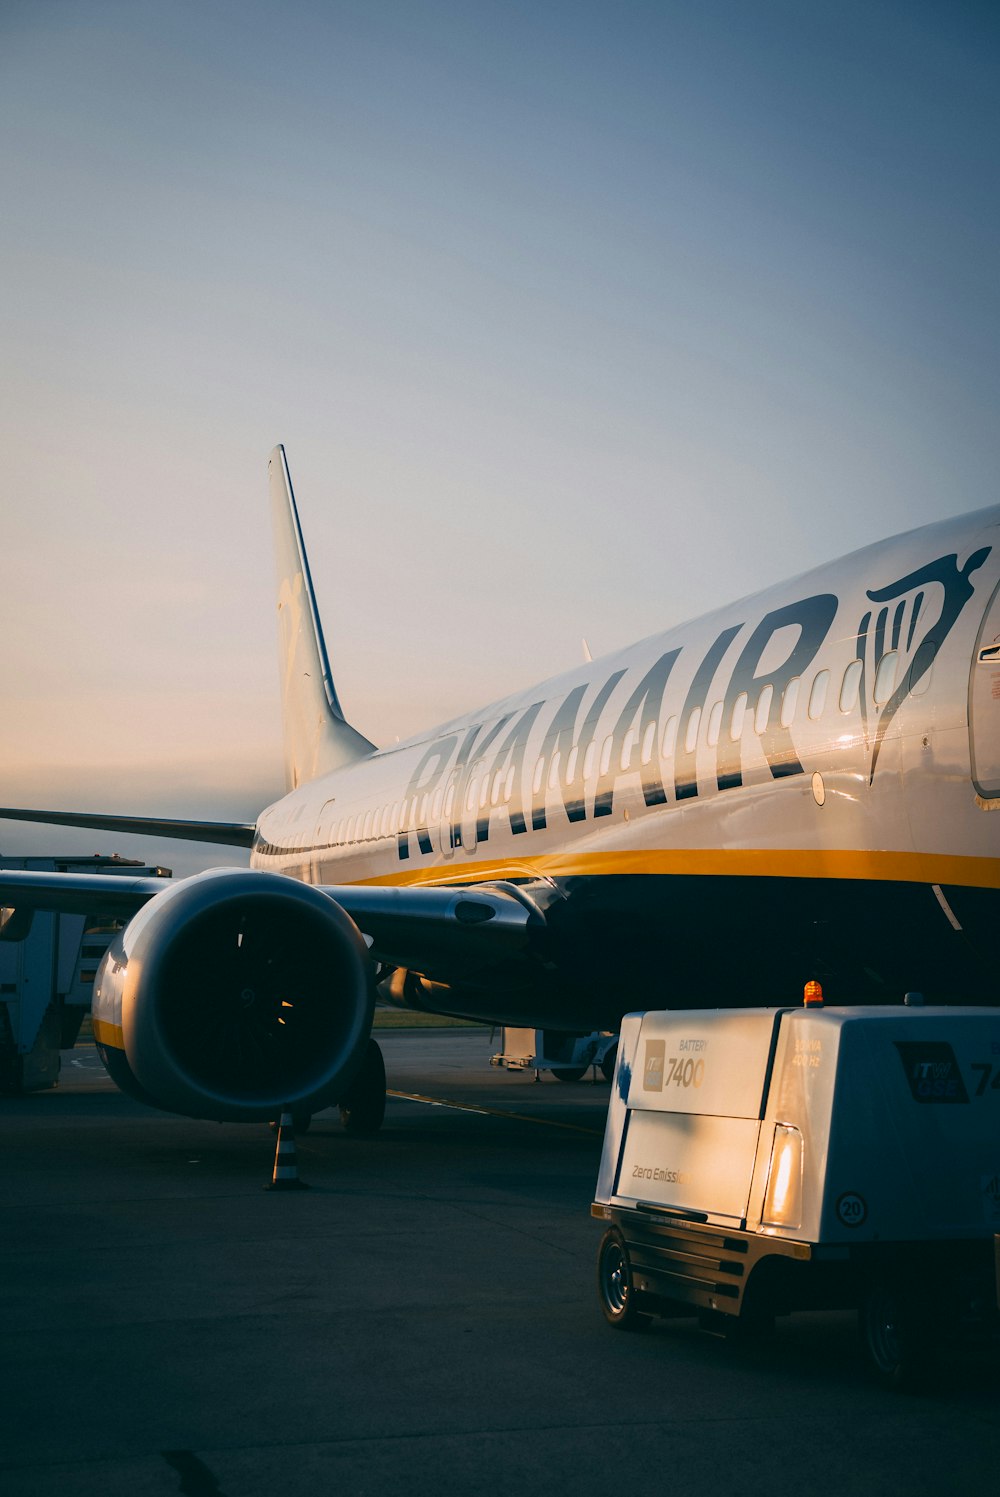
(0, 854, 169, 1094)
(490, 1026, 618, 1081)
(592, 997, 1000, 1386)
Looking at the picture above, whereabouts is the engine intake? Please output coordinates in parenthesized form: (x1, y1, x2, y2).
(93, 869, 373, 1121)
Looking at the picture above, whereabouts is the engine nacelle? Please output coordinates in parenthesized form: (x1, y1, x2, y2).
(92, 869, 374, 1122)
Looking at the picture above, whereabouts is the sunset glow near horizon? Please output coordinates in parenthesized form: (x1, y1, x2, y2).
(2, 2, 998, 874)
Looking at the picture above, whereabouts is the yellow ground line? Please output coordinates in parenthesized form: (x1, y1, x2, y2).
(386, 1088, 604, 1136)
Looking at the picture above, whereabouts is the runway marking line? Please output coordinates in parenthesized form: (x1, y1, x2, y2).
(386, 1089, 603, 1136)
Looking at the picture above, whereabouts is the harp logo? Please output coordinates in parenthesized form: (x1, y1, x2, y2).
(858, 546, 991, 782)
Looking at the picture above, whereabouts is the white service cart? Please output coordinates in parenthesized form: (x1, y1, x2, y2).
(592, 999, 1000, 1385)
(491, 1026, 618, 1082)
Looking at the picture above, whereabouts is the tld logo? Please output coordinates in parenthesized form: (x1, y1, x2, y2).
(644, 1039, 665, 1092)
(894, 1042, 969, 1104)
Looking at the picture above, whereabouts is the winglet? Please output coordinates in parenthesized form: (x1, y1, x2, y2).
(269, 446, 376, 789)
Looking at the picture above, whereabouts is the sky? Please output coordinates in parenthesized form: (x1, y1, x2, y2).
(2, 0, 998, 875)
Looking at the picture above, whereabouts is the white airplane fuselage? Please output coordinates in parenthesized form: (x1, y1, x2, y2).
(252, 504, 1000, 1023)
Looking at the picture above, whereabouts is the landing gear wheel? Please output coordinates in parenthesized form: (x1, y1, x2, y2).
(550, 1066, 587, 1082)
(600, 1044, 618, 1083)
(860, 1279, 935, 1389)
(597, 1229, 650, 1331)
(339, 1038, 386, 1137)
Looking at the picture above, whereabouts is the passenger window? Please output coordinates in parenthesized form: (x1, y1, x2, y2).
(346, 816, 356, 842)
(479, 773, 490, 808)
(660, 715, 677, 757)
(909, 655, 934, 697)
(431, 789, 442, 821)
(620, 728, 637, 772)
(754, 684, 773, 735)
(491, 771, 502, 806)
(730, 692, 747, 741)
(706, 701, 723, 748)
(532, 758, 545, 796)
(600, 736, 613, 776)
(684, 708, 701, 755)
(808, 670, 829, 720)
(503, 765, 515, 800)
(780, 678, 799, 728)
(874, 650, 898, 705)
(363, 811, 372, 840)
(839, 658, 862, 712)
(547, 753, 561, 791)
(444, 785, 455, 818)
(583, 742, 596, 781)
(641, 721, 656, 764)
(466, 778, 477, 813)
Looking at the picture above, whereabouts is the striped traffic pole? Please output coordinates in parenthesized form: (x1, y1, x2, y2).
(266, 1109, 308, 1191)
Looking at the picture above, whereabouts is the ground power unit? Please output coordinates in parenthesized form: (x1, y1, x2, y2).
(592, 999, 1000, 1385)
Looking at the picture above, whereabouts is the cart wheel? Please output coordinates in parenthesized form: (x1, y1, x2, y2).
(550, 1066, 587, 1082)
(599, 1044, 618, 1083)
(860, 1279, 936, 1389)
(597, 1229, 650, 1331)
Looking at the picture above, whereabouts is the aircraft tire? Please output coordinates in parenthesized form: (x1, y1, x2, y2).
(600, 1044, 618, 1082)
(597, 1228, 651, 1332)
(339, 1037, 386, 1137)
(550, 1066, 588, 1082)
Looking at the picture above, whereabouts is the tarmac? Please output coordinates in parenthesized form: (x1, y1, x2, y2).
(2, 1029, 998, 1497)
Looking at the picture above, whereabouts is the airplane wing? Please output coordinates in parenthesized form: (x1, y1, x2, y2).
(0, 807, 256, 847)
(0, 867, 543, 964)
(0, 868, 170, 920)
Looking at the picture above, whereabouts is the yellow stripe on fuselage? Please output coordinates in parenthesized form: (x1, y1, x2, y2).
(344, 847, 1000, 891)
(92, 1018, 124, 1050)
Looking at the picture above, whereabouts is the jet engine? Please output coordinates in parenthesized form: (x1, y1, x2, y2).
(92, 869, 374, 1121)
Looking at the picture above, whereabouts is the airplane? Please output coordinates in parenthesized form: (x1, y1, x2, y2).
(1, 447, 998, 1134)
